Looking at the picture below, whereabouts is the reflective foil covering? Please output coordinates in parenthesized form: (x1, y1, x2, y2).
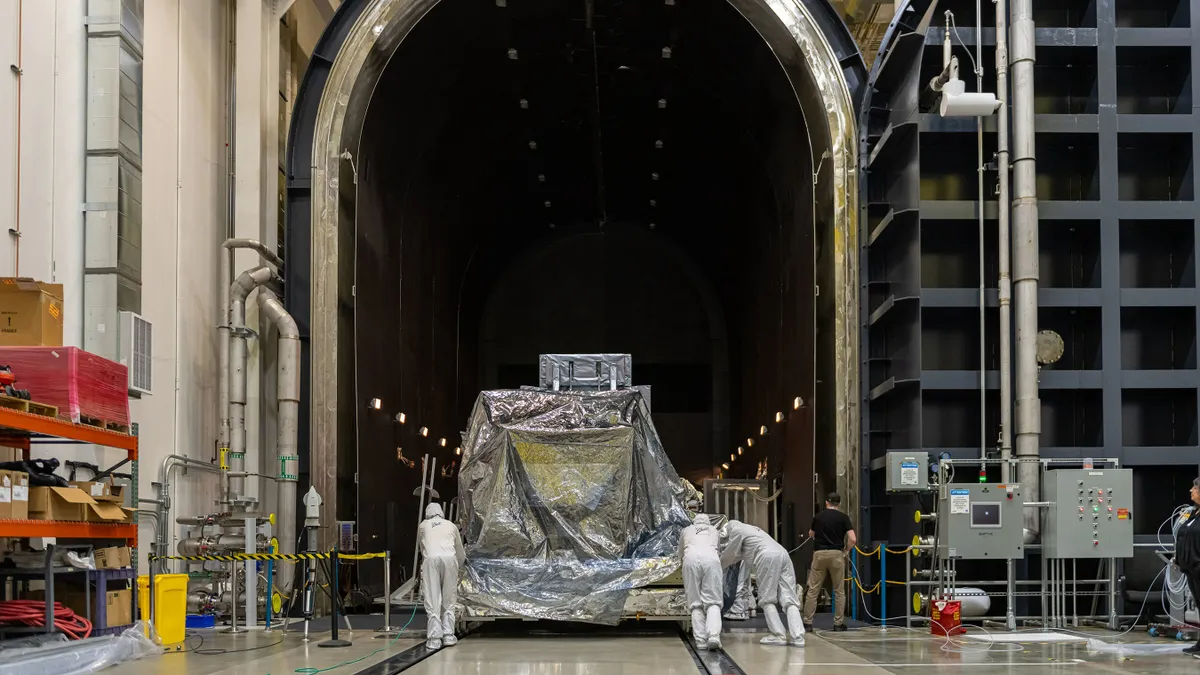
(457, 388, 692, 624)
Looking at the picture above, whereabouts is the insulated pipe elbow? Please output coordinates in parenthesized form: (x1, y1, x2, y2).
(223, 238, 284, 269)
(231, 266, 280, 306)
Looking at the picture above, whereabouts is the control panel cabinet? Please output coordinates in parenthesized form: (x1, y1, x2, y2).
(1043, 469, 1133, 559)
(936, 483, 1025, 559)
(886, 452, 929, 492)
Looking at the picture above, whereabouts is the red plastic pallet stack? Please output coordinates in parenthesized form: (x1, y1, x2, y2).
(0, 347, 129, 427)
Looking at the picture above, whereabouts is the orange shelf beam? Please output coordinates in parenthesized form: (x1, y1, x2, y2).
(0, 520, 136, 544)
(0, 407, 137, 457)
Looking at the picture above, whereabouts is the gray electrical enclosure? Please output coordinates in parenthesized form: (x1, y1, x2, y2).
(937, 483, 1026, 559)
(1043, 469, 1134, 559)
(885, 451, 929, 492)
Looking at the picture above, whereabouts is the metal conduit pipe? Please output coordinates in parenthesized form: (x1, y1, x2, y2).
(258, 288, 300, 597)
(229, 266, 281, 507)
(219, 241, 283, 503)
(996, 0, 1013, 486)
(153, 454, 222, 572)
(1011, 0, 1041, 532)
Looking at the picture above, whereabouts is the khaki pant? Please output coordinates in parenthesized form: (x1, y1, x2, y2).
(802, 549, 847, 626)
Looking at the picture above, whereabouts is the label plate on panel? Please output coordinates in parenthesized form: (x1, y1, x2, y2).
(950, 489, 970, 514)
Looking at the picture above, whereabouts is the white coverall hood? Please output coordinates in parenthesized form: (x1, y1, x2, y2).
(426, 502, 444, 519)
(693, 514, 711, 527)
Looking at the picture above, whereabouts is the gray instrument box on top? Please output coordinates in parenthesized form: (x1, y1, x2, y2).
(937, 483, 1026, 559)
(885, 451, 929, 492)
(1043, 468, 1133, 559)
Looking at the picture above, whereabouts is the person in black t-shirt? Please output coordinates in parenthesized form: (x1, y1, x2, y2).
(801, 492, 856, 631)
(1174, 478, 1200, 656)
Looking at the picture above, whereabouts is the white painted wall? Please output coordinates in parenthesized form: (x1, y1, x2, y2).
(134, 0, 229, 569)
(0, 0, 233, 571)
(0, 0, 327, 574)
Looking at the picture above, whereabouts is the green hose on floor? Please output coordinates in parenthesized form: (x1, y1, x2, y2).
(287, 601, 421, 675)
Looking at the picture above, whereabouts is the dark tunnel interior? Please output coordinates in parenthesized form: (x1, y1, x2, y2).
(345, 0, 828, 579)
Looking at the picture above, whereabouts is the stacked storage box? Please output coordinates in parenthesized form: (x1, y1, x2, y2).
(0, 347, 129, 427)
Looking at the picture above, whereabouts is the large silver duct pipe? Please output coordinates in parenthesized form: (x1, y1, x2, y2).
(177, 534, 269, 557)
(1011, 0, 1040, 529)
(996, 0, 1013, 483)
(229, 265, 281, 507)
(258, 288, 300, 597)
(219, 240, 282, 503)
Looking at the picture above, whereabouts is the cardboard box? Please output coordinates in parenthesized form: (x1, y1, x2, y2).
(95, 483, 126, 504)
(85, 500, 128, 523)
(70, 481, 110, 500)
(29, 486, 94, 521)
(11, 471, 28, 519)
(94, 546, 131, 569)
(106, 588, 132, 626)
(0, 278, 64, 346)
(0, 471, 12, 519)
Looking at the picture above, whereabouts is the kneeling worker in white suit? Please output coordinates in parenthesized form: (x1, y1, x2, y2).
(722, 521, 805, 647)
(679, 514, 724, 650)
(419, 502, 465, 650)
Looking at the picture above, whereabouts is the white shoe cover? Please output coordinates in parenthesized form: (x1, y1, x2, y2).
(443, 634, 458, 647)
(426, 638, 442, 650)
(789, 635, 806, 647)
(760, 634, 788, 646)
(707, 637, 722, 651)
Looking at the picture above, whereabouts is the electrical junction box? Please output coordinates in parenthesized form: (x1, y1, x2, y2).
(936, 483, 1025, 559)
(885, 452, 929, 492)
(1043, 468, 1133, 559)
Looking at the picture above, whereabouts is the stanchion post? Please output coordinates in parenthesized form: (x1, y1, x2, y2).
(905, 550, 912, 629)
(376, 550, 396, 638)
(320, 546, 352, 648)
(850, 548, 857, 623)
(265, 560, 274, 631)
(880, 546, 888, 630)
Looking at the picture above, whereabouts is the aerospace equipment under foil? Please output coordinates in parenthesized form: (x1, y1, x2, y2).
(456, 385, 691, 624)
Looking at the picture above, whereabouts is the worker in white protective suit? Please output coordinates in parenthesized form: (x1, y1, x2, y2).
(419, 502, 465, 650)
(679, 514, 724, 650)
(721, 521, 805, 647)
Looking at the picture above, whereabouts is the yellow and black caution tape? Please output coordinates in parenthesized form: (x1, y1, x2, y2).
(150, 551, 387, 563)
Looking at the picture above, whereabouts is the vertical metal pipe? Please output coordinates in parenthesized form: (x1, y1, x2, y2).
(258, 289, 300, 597)
(1072, 558, 1079, 627)
(220, 239, 283, 505)
(976, 0, 987, 466)
(996, 0, 1013, 485)
(1006, 558, 1016, 630)
(228, 265, 277, 505)
(1108, 557, 1118, 629)
(1011, 0, 1041, 527)
(244, 517, 257, 627)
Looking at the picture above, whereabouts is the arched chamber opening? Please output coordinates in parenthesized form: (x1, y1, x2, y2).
(301, 0, 860, 579)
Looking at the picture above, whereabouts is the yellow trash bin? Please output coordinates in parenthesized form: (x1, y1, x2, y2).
(138, 574, 188, 644)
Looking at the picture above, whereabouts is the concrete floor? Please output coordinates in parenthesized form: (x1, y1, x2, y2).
(113, 623, 1200, 675)
(121, 629, 421, 675)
